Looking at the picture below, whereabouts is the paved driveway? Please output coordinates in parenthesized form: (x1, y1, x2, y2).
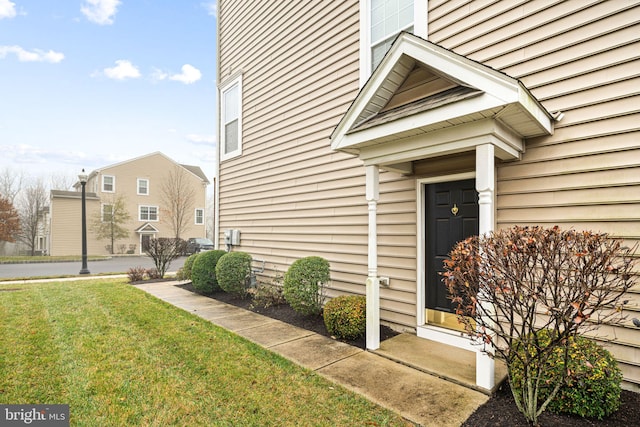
(0, 256, 187, 279)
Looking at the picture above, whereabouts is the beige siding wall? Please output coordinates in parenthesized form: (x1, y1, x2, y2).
(218, 1, 421, 329)
(429, 0, 640, 390)
(219, 0, 640, 388)
(50, 153, 208, 256)
(50, 195, 103, 256)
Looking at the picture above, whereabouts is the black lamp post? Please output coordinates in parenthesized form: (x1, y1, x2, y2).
(79, 169, 90, 275)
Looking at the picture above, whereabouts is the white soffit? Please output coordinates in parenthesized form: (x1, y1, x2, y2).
(330, 32, 553, 157)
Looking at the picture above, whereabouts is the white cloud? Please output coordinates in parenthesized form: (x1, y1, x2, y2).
(101, 60, 141, 80)
(170, 64, 202, 84)
(202, 2, 217, 18)
(81, 0, 121, 25)
(153, 64, 202, 84)
(0, 45, 64, 63)
(0, 0, 16, 19)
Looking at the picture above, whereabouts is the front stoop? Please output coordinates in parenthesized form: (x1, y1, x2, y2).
(374, 333, 508, 395)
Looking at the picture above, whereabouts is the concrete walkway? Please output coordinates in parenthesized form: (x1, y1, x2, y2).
(135, 281, 488, 426)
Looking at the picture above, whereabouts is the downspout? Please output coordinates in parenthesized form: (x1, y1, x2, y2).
(365, 165, 380, 350)
(213, 7, 221, 250)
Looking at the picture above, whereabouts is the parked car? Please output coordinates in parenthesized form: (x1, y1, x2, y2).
(185, 238, 215, 255)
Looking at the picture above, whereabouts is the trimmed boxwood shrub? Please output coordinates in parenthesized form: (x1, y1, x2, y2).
(283, 256, 330, 316)
(176, 252, 199, 281)
(323, 295, 366, 340)
(216, 251, 252, 297)
(511, 329, 623, 420)
(190, 250, 227, 294)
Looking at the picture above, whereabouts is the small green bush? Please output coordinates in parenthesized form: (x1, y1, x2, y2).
(283, 256, 330, 316)
(191, 250, 227, 294)
(323, 295, 366, 340)
(216, 252, 252, 297)
(511, 329, 622, 419)
(177, 253, 199, 281)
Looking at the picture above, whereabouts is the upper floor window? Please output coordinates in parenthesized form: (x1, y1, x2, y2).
(359, 0, 428, 86)
(139, 205, 158, 221)
(102, 175, 115, 193)
(195, 208, 204, 225)
(137, 178, 149, 195)
(220, 75, 242, 161)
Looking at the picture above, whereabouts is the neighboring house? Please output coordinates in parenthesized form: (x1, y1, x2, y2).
(50, 152, 209, 256)
(215, 1, 640, 391)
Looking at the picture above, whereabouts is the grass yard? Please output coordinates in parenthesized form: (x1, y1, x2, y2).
(0, 279, 408, 426)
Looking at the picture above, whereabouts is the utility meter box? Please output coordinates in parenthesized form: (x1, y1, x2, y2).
(224, 229, 241, 246)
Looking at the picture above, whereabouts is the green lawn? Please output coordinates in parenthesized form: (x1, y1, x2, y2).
(0, 279, 408, 426)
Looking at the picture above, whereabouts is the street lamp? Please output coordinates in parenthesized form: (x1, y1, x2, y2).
(79, 169, 90, 275)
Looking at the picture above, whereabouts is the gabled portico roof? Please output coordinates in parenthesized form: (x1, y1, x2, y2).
(330, 33, 553, 173)
(135, 223, 159, 233)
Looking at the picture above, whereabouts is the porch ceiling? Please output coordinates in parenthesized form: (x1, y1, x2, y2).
(330, 33, 553, 172)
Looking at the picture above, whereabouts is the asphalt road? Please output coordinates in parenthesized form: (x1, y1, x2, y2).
(0, 256, 187, 279)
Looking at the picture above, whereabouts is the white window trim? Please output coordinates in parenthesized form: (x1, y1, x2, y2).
(359, 0, 428, 87)
(102, 175, 115, 193)
(139, 205, 159, 222)
(137, 178, 149, 196)
(101, 203, 113, 222)
(220, 74, 243, 161)
(194, 208, 204, 225)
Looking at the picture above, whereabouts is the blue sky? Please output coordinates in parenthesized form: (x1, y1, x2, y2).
(0, 0, 217, 184)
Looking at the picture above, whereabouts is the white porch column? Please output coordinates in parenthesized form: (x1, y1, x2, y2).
(475, 144, 496, 390)
(365, 165, 380, 350)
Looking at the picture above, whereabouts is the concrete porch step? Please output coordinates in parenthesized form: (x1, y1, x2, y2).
(373, 333, 508, 395)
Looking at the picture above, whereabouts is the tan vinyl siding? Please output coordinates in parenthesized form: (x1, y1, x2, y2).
(429, 0, 640, 390)
(49, 194, 102, 256)
(218, 1, 419, 330)
(219, 0, 640, 388)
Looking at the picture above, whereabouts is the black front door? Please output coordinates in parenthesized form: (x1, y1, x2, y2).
(426, 179, 479, 313)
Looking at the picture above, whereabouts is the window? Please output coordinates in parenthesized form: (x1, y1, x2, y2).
(102, 175, 115, 192)
(359, 0, 428, 85)
(195, 208, 204, 225)
(102, 204, 113, 222)
(137, 178, 149, 195)
(220, 75, 242, 160)
(139, 205, 158, 221)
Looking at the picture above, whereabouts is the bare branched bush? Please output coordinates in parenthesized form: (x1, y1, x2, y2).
(443, 226, 636, 426)
(144, 238, 186, 278)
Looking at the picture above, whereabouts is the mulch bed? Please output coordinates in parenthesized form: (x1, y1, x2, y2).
(176, 282, 398, 349)
(462, 382, 640, 427)
(176, 283, 640, 426)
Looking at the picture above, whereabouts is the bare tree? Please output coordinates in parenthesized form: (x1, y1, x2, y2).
(18, 179, 48, 256)
(49, 172, 76, 191)
(0, 167, 25, 203)
(91, 194, 131, 254)
(160, 165, 196, 239)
